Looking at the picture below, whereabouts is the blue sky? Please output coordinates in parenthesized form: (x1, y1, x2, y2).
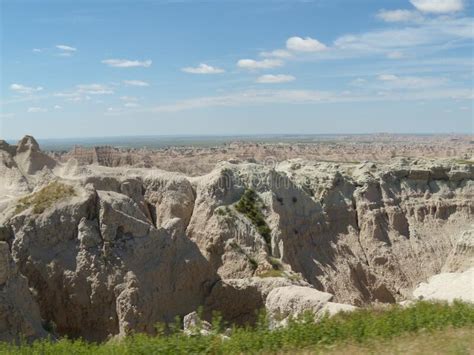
(0, 0, 472, 139)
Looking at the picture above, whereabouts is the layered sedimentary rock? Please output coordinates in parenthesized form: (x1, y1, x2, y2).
(0, 136, 472, 341)
(59, 134, 474, 176)
(0, 241, 47, 342)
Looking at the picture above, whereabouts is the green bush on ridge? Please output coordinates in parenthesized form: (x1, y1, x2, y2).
(235, 189, 271, 246)
(14, 181, 76, 215)
(1, 301, 473, 354)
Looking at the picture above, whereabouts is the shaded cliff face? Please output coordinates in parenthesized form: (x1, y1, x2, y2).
(186, 160, 473, 306)
(0, 137, 472, 341)
(0, 241, 47, 343)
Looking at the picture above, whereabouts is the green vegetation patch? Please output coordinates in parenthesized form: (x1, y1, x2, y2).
(235, 189, 271, 245)
(15, 182, 76, 215)
(454, 159, 474, 165)
(258, 269, 285, 278)
(215, 206, 232, 217)
(1, 301, 473, 354)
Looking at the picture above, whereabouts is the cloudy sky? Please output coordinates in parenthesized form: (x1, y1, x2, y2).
(0, 0, 472, 139)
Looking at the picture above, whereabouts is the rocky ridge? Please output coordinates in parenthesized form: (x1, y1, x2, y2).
(0, 136, 472, 342)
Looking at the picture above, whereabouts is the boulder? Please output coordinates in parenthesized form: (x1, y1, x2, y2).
(205, 277, 310, 325)
(183, 311, 212, 336)
(265, 286, 356, 327)
(413, 268, 474, 303)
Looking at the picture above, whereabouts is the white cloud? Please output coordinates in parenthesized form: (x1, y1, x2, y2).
(76, 84, 114, 95)
(333, 16, 473, 55)
(387, 51, 405, 59)
(32, 48, 42, 53)
(102, 59, 152, 68)
(10, 83, 43, 94)
(54, 92, 78, 99)
(54, 105, 62, 110)
(410, 0, 464, 13)
(256, 74, 296, 84)
(349, 78, 368, 86)
(150, 90, 332, 112)
(181, 63, 225, 74)
(56, 44, 77, 52)
(56, 45, 77, 57)
(286, 36, 327, 52)
(123, 80, 150, 87)
(259, 49, 293, 58)
(124, 102, 140, 108)
(376, 9, 423, 22)
(53, 84, 113, 103)
(68, 95, 91, 102)
(120, 96, 139, 102)
(376, 74, 447, 89)
(237, 58, 283, 70)
(105, 107, 123, 114)
(146, 88, 471, 113)
(27, 107, 47, 113)
(378, 74, 399, 81)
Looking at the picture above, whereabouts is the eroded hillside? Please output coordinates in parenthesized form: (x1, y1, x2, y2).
(0, 136, 472, 342)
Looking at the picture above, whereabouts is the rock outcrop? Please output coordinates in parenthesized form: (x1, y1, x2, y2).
(413, 268, 474, 303)
(0, 136, 472, 342)
(205, 277, 311, 326)
(443, 227, 474, 272)
(265, 286, 357, 327)
(6, 184, 217, 341)
(0, 242, 47, 342)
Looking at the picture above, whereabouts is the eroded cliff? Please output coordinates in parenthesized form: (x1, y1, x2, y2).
(0, 136, 472, 341)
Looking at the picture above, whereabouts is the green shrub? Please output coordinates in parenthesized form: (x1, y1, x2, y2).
(454, 159, 473, 165)
(1, 301, 472, 355)
(268, 257, 283, 270)
(235, 189, 271, 246)
(15, 182, 76, 215)
(258, 269, 285, 278)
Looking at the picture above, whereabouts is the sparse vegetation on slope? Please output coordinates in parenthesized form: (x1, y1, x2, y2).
(235, 189, 271, 245)
(455, 159, 474, 165)
(15, 182, 76, 215)
(1, 301, 473, 355)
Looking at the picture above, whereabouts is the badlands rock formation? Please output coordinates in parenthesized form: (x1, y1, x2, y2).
(0, 136, 472, 342)
(265, 286, 357, 327)
(59, 134, 473, 176)
(0, 241, 47, 342)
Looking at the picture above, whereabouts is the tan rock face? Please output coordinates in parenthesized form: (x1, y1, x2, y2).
(412, 268, 474, 303)
(205, 277, 311, 326)
(266, 286, 333, 318)
(443, 227, 474, 272)
(14, 136, 56, 175)
(0, 137, 472, 342)
(0, 242, 47, 342)
(7, 186, 218, 341)
(265, 286, 357, 327)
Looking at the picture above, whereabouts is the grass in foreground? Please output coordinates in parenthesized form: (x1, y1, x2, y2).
(311, 327, 473, 355)
(1, 301, 473, 354)
(15, 181, 76, 215)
